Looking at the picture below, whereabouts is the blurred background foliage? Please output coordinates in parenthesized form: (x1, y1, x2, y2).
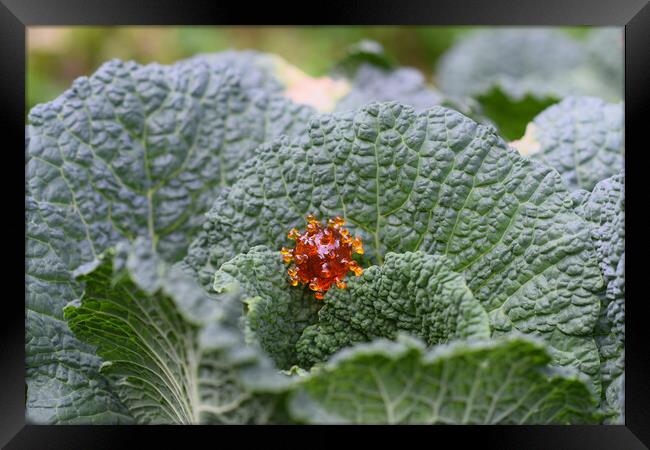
(27, 26, 599, 115)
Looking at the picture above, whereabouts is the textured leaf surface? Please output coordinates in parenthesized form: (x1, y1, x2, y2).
(605, 373, 624, 424)
(512, 97, 623, 191)
(25, 304, 133, 424)
(184, 102, 604, 385)
(25, 56, 314, 423)
(436, 29, 622, 139)
(594, 327, 624, 415)
(296, 251, 490, 367)
(212, 246, 321, 370)
(289, 335, 601, 424)
(64, 240, 291, 424)
(575, 174, 625, 330)
(575, 173, 625, 413)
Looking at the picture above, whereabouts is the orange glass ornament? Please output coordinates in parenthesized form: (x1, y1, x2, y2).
(281, 214, 364, 300)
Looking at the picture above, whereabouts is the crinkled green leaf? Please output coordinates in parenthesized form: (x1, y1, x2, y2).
(296, 251, 490, 367)
(594, 325, 624, 416)
(605, 373, 624, 424)
(24, 302, 134, 424)
(576, 173, 625, 336)
(184, 102, 604, 388)
(289, 335, 602, 424)
(212, 246, 321, 370)
(575, 173, 625, 414)
(436, 29, 622, 139)
(64, 239, 291, 424)
(25, 56, 314, 423)
(513, 97, 623, 192)
(211, 248, 488, 371)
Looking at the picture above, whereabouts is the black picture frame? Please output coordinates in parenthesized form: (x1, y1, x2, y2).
(2, 0, 648, 448)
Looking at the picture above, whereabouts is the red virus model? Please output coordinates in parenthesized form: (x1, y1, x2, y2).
(281, 214, 364, 300)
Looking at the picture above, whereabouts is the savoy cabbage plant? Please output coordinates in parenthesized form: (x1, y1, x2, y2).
(511, 96, 624, 192)
(25, 43, 624, 425)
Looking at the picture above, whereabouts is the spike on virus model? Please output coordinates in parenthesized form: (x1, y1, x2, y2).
(281, 214, 364, 300)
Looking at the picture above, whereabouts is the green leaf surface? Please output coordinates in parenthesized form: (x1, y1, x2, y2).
(436, 29, 622, 139)
(64, 239, 291, 424)
(289, 335, 601, 424)
(594, 327, 624, 415)
(296, 251, 490, 367)
(513, 97, 623, 191)
(605, 373, 624, 424)
(575, 173, 625, 414)
(575, 173, 625, 340)
(25, 56, 314, 423)
(25, 306, 134, 424)
(184, 102, 604, 388)
(212, 246, 321, 370)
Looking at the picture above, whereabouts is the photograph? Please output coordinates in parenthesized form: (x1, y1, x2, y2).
(22, 25, 627, 426)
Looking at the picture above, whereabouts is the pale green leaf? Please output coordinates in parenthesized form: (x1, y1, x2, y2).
(64, 239, 291, 424)
(289, 335, 602, 424)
